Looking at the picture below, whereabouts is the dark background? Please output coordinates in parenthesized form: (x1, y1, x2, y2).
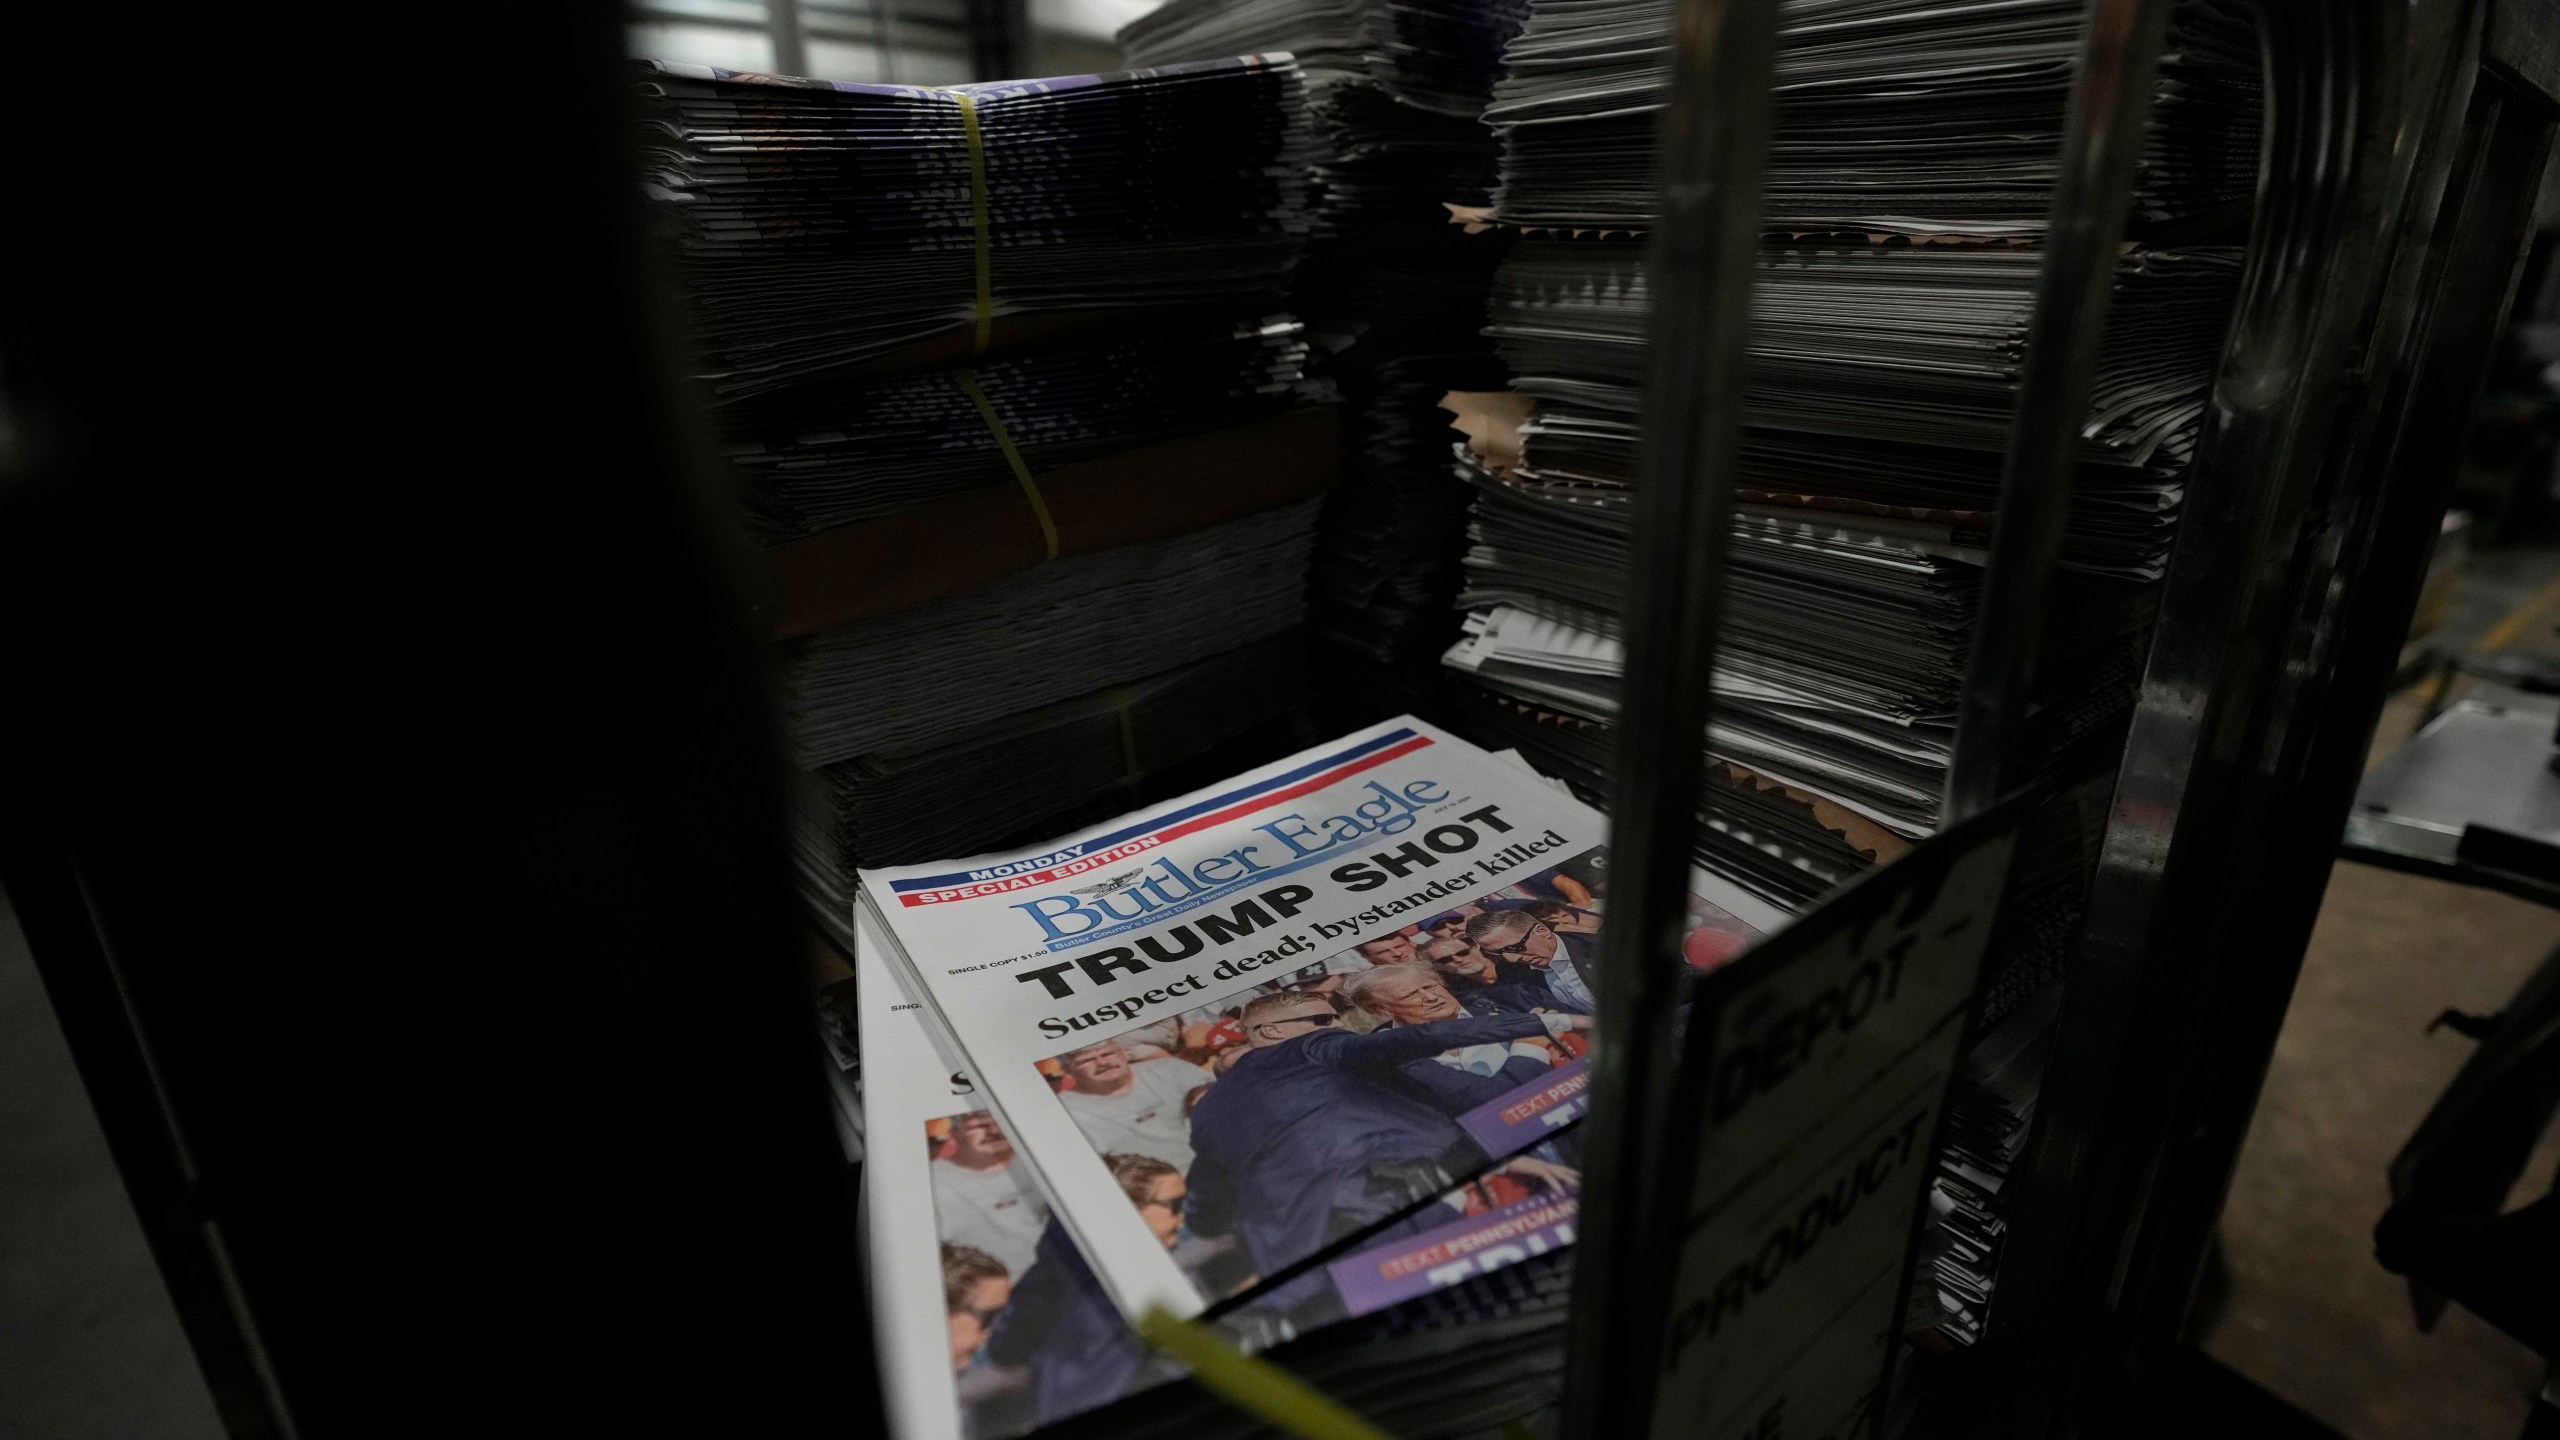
(0, 3, 872, 1432)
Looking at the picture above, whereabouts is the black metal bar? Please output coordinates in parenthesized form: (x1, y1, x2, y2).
(764, 0, 810, 76)
(2095, 66, 2560, 1413)
(1942, 0, 2179, 825)
(1555, 0, 1781, 1433)
(1963, 0, 2524, 1431)
(0, 830, 295, 1439)
(0, 1, 878, 1429)
(2488, 0, 2560, 104)
(878, 0, 904, 84)
(962, 0, 1027, 80)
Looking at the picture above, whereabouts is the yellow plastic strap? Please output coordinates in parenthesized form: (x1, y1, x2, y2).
(946, 88, 995, 355)
(1136, 1308, 1394, 1440)
(1107, 687, 1142, 791)
(952, 368, 1059, 560)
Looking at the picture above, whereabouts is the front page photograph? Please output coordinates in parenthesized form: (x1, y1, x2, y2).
(861, 896, 1611, 1440)
(861, 717, 1780, 1325)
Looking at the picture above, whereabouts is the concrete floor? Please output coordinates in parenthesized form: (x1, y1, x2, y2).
(3, 557, 2557, 1438)
(2202, 860, 2558, 1438)
(0, 889, 222, 1440)
(2202, 545, 2560, 1439)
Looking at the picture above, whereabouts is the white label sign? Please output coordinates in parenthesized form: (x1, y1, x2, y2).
(1646, 814, 2019, 1440)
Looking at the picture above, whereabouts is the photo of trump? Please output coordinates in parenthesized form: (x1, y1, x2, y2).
(1035, 845, 1750, 1314)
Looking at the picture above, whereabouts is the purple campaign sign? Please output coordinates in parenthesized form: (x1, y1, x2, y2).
(1327, 1190, 1581, 1316)
(1457, 1057, 1591, 1154)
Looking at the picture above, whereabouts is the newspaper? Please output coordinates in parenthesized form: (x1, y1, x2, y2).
(862, 749, 1679, 1437)
(858, 716, 1784, 1327)
(863, 902, 1609, 1439)
(632, 54, 1314, 398)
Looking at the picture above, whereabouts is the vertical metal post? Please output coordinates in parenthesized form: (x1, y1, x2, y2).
(1941, 0, 2179, 824)
(963, 0, 1028, 82)
(878, 0, 904, 84)
(764, 0, 809, 78)
(1969, 0, 2517, 1428)
(1555, 0, 1780, 1434)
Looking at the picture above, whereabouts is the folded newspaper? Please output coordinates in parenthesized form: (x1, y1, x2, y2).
(856, 717, 1783, 1339)
(865, 907, 1594, 1440)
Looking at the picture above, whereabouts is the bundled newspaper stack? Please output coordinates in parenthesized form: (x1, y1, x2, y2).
(1920, 988, 2059, 1344)
(1479, 241, 2243, 582)
(634, 58, 1331, 548)
(1119, 0, 1528, 233)
(1121, 1, 1526, 671)
(1444, 241, 2231, 854)
(1483, 0, 2260, 235)
(1297, 258, 1513, 664)
(724, 317, 1319, 540)
(1438, 0, 2261, 1343)
(780, 493, 1329, 915)
(635, 57, 1315, 396)
(853, 719, 1779, 1440)
(635, 57, 1343, 914)
(1437, 0, 2257, 885)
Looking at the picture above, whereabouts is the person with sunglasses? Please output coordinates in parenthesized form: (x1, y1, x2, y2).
(1339, 961, 1575, 1111)
(1421, 935, 1564, 1016)
(1463, 909, 1597, 1015)
(1107, 1151, 1188, 1251)
(1179, 987, 1588, 1315)
(940, 1243, 1011, 1377)
(981, 1155, 1190, 1427)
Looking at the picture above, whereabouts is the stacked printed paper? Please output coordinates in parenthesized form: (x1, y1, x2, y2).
(1120, 0, 1529, 231)
(1120, 0, 1524, 668)
(635, 56, 1315, 398)
(853, 722, 1781, 1439)
(637, 54, 1342, 949)
(784, 503, 1322, 768)
(858, 908, 1586, 1440)
(1485, 241, 2243, 580)
(1299, 259, 1513, 662)
(723, 317, 1321, 539)
(779, 496, 1326, 948)
(1483, 0, 2261, 236)
(790, 633, 1310, 888)
(1437, 0, 2262, 1341)
(1442, 0, 2253, 874)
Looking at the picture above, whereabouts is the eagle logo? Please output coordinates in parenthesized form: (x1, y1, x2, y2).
(1070, 870, 1144, 899)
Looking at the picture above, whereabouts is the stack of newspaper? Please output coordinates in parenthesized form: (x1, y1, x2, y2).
(1120, 0, 1524, 670)
(1439, 0, 2256, 872)
(636, 55, 1342, 927)
(1439, 0, 2261, 1344)
(793, 634, 1309, 881)
(779, 496, 1329, 925)
(1482, 0, 2260, 235)
(635, 59, 1331, 552)
(1920, 988, 2058, 1344)
(1444, 241, 2230, 846)
(852, 719, 1781, 1439)
(784, 504, 1321, 768)
(634, 56, 1314, 397)
(724, 317, 1321, 540)
(1300, 259, 1513, 663)
(1119, 0, 1527, 232)
(1480, 242, 2243, 583)
(1902, 773, 2109, 1344)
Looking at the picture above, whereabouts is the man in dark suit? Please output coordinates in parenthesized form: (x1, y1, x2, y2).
(982, 1154, 1187, 1427)
(1182, 989, 1585, 1288)
(1338, 961, 1573, 1112)
(1464, 910, 1598, 1014)
(1421, 936, 1565, 1015)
